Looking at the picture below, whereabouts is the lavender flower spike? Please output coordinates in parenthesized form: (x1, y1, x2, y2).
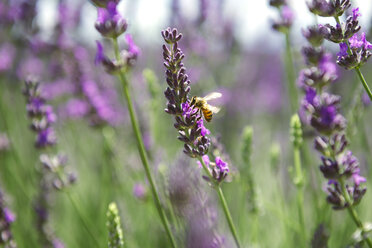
(162, 27, 240, 248)
(0, 188, 17, 248)
(107, 202, 124, 248)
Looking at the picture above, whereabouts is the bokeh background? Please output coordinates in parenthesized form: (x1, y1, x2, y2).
(1, 0, 372, 247)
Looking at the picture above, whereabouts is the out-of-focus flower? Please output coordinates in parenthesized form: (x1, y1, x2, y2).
(307, 0, 350, 17)
(132, 183, 147, 200)
(17, 56, 44, 79)
(95, 2, 127, 38)
(0, 188, 17, 248)
(272, 5, 294, 33)
(0, 133, 10, 152)
(23, 78, 57, 148)
(63, 99, 90, 119)
(302, 25, 327, 47)
(0, 43, 16, 72)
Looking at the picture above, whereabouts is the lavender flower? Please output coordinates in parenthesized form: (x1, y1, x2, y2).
(307, 0, 350, 17)
(337, 33, 372, 70)
(95, 2, 127, 38)
(299, 18, 367, 212)
(23, 78, 57, 148)
(0, 188, 17, 248)
(162, 28, 211, 159)
(0, 43, 16, 72)
(132, 183, 147, 201)
(272, 5, 294, 33)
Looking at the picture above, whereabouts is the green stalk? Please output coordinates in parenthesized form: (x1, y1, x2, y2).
(291, 115, 306, 244)
(284, 32, 298, 112)
(293, 147, 306, 243)
(111, 38, 177, 248)
(339, 178, 372, 248)
(333, 16, 372, 101)
(198, 157, 241, 248)
(65, 191, 101, 247)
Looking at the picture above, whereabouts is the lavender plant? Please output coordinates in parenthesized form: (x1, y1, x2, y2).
(106, 202, 124, 248)
(298, 16, 372, 246)
(23, 78, 85, 247)
(162, 27, 241, 247)
(92, 1, 177, 247)
(0, 187, 17, 248)
(307, 1, 372, 101)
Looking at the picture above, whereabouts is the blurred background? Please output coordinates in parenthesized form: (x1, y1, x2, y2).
(1, 0, 372, 247)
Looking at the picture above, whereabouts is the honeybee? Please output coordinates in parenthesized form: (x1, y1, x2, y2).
(190, 92, 222, 122)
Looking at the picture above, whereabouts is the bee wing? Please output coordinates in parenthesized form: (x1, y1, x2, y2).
(207, 104, 220, 114)
(203, 92, 222, 101)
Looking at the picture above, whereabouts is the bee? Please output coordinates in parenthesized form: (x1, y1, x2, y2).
(190, 92, 222, 122)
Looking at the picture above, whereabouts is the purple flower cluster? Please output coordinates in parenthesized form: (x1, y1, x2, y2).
(311, 5, 372, 70)
(198, 155, 229, 183)
(299, 23, 366, 210)
(23, 79, 75, 248)
(0, 188, 17, 248)
(162, 28, 210, 158)
(307, 0, 350, 17)
(23, 78, 57, 148)
(95, 1, 127, 38)
(94, 1, 140, 72)
(270, 1, 294, 34)
(162, 27, 230, 184)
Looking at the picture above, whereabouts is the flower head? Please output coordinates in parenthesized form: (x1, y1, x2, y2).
(95, 2, 127, 38)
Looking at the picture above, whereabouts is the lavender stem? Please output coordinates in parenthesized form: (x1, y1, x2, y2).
(334, 16, 372, 101)
(198, 157, 241, 248)
(284, 32, 298, 112)
(112, 38, 177, 248)
(65, 190, 100, 247)
(338, 178, 372, 247)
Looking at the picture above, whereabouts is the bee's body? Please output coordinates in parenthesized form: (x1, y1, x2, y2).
(190, 92, 221, 122)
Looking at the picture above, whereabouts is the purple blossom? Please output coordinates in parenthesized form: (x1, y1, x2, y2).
(349, 34, 364, 49)
(17, 56, 44, 79)
(24, 79, 58, 148)
(352, 7, 361, 21)
(3, 208, 15, 223)
(197, 118, 210, 136)
(215, 157, 229, 173)
(197, 155, 210, 168)
(0, 43, 16, 72)
(95, 41, 105, 65)
(95, 2, 127, 38)
(318, 53, 337, 76)
(133, 183, 147, 200)
(281, 6, 294, 22)
(125, 34, 140, 57)
(63, 99, 90, 119)
(36, 128, 57, 148)
(337, 43, 348, 57)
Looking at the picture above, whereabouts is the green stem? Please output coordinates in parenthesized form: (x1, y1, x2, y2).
(112, 38, 177, 248)
(333, 16, 372, 101)
(339, 178, 372, 247)
(65, 191, 101, 247)
(284, 32, 298, 112)
(293, 147, 306, 243)
(198, 157, 241, 248)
